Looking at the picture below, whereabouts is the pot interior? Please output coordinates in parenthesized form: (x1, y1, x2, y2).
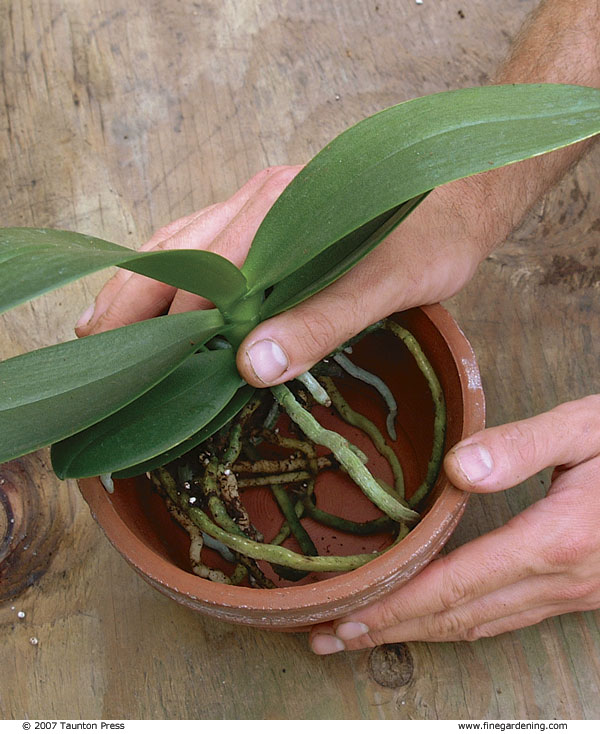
(107, 309, 463, 588)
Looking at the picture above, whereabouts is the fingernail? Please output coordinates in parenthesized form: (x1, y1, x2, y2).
(246, 339, 289, 384)
(76, 303, 95, 329)
(453, 442, 494, 483)
(311, 635, 346, 655)
(335, 621, 369, 641)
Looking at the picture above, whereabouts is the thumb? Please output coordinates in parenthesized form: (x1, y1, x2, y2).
(236, 291, 377, 387)
(444, 396, 600, 493)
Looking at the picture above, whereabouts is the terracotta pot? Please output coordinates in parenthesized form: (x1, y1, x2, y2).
(78, 304, 484, 629)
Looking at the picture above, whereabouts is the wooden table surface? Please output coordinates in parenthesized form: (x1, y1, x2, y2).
(1, 0, 599, 720)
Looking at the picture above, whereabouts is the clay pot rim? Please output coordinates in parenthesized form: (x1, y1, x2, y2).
(79, 303, 485, 616)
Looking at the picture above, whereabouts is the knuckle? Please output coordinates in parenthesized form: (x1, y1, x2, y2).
(260, 167, 297, 199)
(104, 298, 143, 326)
(294, 289, 364, 360)
(249, 166, 279, 186)
(538, 518, 597, 571)
(94, 306, 129, 332)
(543, 533, 595, 571)
(232, 167, 279, 199)
(425, 609, 467, 639)
(252, 164, 291, 181)
(296, 307, 339, 357)
(367, 597, 405, 634)
(498, 421, 544, 467)
(463, 625, 490, 642)
(363, 628, 389, 648)
(552, 578, 598, 603)
(543, 539, 588, 571)
(437, 559, 474, 610)
(149, 225, 174, 247)
(153, 238, 173, 251)
(324, 288, 363, 329)
(152, 230, 201, 252)
(550, 395, 600, 460)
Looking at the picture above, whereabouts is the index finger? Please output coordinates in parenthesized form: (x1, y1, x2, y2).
(320, 512, 544, 642)
(77, 166, 300, 336)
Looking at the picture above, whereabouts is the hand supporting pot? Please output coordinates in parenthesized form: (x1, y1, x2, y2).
(309, 395, 600, 652)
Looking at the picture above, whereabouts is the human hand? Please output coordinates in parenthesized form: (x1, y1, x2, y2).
(75, 165, 303, 337)
(76, 165, 490, 385)
(235, 177, 488, 386)
(309, 395, 600, 654)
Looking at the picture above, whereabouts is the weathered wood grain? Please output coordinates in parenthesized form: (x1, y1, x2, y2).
(1, 0, 599, 720)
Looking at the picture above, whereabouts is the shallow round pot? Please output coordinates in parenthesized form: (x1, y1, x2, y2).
(79, 304, 485, 629)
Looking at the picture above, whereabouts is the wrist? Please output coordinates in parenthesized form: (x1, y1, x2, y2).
(429, 177, 502, 268)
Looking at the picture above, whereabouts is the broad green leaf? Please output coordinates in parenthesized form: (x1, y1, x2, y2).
(261, 193, 428, 319)
(242, 84, 600, 293)
(0, 309, 223, 464)
(0, 228, 248, 315)
(51, 349, 245, 478)
(111, 384, 256, 478)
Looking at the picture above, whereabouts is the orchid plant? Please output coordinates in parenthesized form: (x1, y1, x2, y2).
(1, 84, 599, 490)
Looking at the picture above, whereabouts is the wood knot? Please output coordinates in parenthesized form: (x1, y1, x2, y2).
(0, 469, 25, 567)
(0, 455, 78, 602)
(0, 487, 14, 562)
(367, 642, 414, 688)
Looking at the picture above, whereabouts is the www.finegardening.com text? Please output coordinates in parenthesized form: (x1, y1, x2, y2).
(458, 723, 568, 731)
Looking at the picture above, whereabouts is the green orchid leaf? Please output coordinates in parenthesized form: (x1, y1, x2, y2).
(51, 349, 245, 478)
(0, 228, 248, 315)
(0, 309, 224, 464)
(261, 193, 428, 319)
(112, 384, 256, 479)
(242, 84, 600, 293)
